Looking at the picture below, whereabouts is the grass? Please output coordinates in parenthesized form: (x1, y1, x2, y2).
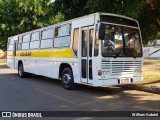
(142, 59, 160, 84)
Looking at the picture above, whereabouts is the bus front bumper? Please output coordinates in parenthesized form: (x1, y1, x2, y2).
(95, 76, 143, 87)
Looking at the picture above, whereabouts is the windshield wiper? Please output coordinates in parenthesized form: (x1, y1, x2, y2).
(114, 47, 137, 58)
(126, 47, 136, 59)
(114, 48, 122, 58)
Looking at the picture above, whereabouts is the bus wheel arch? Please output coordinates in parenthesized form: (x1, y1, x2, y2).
(59, 63, 76, 90)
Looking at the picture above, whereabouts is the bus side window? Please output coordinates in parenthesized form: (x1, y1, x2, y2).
(54, 24, 71, 48)
(30, 31, 40, 49)
(22, 34, 30, 50)
(17, 36, 22, 50)
(94, 30, 99, 56)
(73, 28, 79, 56)
(41, 28, 54, 49)
(55, 27, 59, 37)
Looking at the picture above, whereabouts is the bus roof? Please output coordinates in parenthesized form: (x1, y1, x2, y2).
(8, 12, 137, 39)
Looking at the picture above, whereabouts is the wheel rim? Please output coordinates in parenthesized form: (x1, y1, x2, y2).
(62, 73, 71, 85)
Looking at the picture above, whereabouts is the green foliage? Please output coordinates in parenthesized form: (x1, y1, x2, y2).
(0, 0, 160, 50)
(137, 0, 160, 45)
(123, 0, 145, 18)
(157, 32, 160, 39)
(85, 0, 116, 13)
(54, 0, 160, 46)
(138, 4, 157, 45)
(53, 0, 88, 20)
(0, 0, 64, 51)
(48, 12, 64, 24)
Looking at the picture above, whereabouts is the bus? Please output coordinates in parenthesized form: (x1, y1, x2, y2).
(7, 12, 143, 90)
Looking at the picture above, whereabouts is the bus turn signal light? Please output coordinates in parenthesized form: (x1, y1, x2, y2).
(98, 70, 102, 76)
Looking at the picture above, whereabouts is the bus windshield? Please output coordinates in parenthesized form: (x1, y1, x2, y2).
(100, 24, 142, 58)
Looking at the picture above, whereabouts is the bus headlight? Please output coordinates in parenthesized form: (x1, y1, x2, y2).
(103, 71, 107, 75)
(106, 71, 110, 75)
(103, 71, 110, 75)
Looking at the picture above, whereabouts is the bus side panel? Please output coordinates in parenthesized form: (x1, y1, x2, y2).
(23, 58, 39, 75)
(38, 59, 58, 78)
(7, 51, 14, 69)
(7, 57, 14, 69)
(72, 15, 95, 28)
(71, 60, 80, 84)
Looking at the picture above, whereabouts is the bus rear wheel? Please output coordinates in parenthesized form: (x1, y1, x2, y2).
(18, 63, 27, 78)
(61, 68, 76, 90)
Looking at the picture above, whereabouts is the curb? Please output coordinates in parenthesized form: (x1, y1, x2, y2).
(120, 84, 160, 94)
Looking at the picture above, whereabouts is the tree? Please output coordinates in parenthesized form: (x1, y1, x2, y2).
(0, 0, 160, 50)
(53, 0, 88, 20)
(84, 0, 160, 45)
(54, 0, 160, 45)
(136, 0, 160, 45)
(0, 0, 64, 51)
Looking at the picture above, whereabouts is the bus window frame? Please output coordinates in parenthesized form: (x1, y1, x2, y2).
(54, 24, 71, 48)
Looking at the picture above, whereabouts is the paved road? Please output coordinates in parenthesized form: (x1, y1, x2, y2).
(0, 64, 160, 119)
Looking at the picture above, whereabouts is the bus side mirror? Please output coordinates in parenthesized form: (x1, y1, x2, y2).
(99, 23, 105, 40)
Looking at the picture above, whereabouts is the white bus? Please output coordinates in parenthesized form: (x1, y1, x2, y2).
(7, 12, 143, 90)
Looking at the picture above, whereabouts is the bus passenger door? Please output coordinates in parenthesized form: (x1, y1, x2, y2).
(81, 26, 93, 84)
(13, 41, 17, 69)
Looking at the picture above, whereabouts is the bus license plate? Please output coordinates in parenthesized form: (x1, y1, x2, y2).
(120, 78, 130, 84)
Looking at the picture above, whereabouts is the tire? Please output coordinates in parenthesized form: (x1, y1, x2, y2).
(18, 63, 27, 78)
(61, 68, 76, 90)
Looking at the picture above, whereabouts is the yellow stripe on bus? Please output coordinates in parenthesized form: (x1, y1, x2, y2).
(15, 48, 75, 58)
(7, 51, 14, 57)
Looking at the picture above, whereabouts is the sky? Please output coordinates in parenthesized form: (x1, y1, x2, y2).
(50, 0, 55, 2)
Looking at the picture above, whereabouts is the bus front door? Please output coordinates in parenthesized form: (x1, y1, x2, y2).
(81, 26, 93, 84)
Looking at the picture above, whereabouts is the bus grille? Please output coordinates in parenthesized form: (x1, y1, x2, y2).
(101, 61, 142, 75)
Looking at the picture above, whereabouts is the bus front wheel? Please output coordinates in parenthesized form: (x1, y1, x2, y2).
(61, 68, 76, 90)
